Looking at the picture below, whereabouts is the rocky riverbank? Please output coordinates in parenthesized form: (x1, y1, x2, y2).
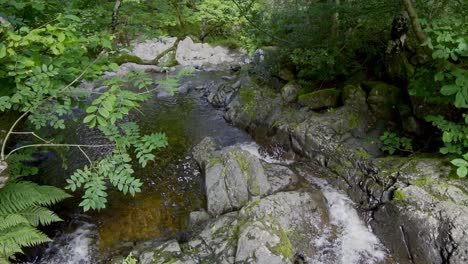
(117, 38, 468, 264)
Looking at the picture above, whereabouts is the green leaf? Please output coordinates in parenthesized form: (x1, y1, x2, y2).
(98, 108, 110, 118)
(102, 100, 113, 111)
(451, 159, 468, 167)
(0, 44, 6, 59)
(83, 115, 96, 123)
(440, 85, 459, 96)
(457, 166, 467, 178)
(86, 106, 98, 113)
(97, 116, 108, 126)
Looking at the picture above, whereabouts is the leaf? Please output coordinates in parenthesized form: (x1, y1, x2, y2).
(457, 166, 467, 178)
(86, 106, 98, 113)
(83, 115, 96, 123)
(451, 159, 468, 167)
(97, 116, 108, 126)
(102, 100, 113, 111)
(0, 44, 6, 59)
(98, 108, 110, 118)
(64, 15, 81, 22)
(440, 85, 459, 96)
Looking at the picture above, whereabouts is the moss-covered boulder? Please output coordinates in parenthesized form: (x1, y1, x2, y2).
(114, 53, 144, 65)
(281, 81, 300, 104)
(363, 81, 402, 120)
(297, 88, 341, 110)
(342, 84, 366, 105)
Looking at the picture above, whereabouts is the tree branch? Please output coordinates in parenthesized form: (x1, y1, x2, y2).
(5, 143, 113, 161)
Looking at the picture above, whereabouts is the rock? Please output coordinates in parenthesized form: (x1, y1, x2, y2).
(175, 37, 247, 70)
(363, 81, 402, 120)
(205, 161, 233, 216)
(194, 140, 271, 216)
(235, 220, 292, 264)
(278, 68, 295, 81)
(192, 137, 217, 168)
(297, 88, 341, 110)
(342, 84, 366, 105)
(0, 161, 9, 188)
(281, 82, 300, 104)
(188, 210, 211, 228)
(263, 163, 298, 193)
(206, 80, 238, 108)
(129, 37, 178, 63)
(139, 239, 182, 264)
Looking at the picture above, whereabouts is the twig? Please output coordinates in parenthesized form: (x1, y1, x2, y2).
(78, 146, 93, 166)
(11, 132, 54, 144)
(5, 143, 113, 161)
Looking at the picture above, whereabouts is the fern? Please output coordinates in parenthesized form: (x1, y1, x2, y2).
(0, 181, 70, 262)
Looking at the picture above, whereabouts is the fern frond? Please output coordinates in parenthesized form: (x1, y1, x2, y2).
(17, 207, 63, 226)
(0, 224, 51, 258)
(0, 214, 30, 231)
(0, 181, 71, 215)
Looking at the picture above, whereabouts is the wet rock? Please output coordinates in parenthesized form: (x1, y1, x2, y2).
(263, 163, 298, 193)
(206, 80, 238, 108)
(139, 239, 182, 264)
(192, 137, 217, 168)
(297, 88, 341, 110)
(281, 82, 300, 104)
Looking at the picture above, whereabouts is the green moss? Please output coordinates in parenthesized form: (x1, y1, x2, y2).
(392, 189, 406, 204)
(270, 225, 294, 260)
(114, 53, 144, 65)
(159, 52, 178, 67)
(355, 149, 369, 160)
(348, 112, 360, 129)
(209, 157, 223, 165)
(411, 176, 433, 187)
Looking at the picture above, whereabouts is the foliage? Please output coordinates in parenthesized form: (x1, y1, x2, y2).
(245, 0, 394, 81)
(451, 154, 468, 178)
(379, 132, 413, 155)
(0, 181, 70, 262)
(123, 253, 138, 264)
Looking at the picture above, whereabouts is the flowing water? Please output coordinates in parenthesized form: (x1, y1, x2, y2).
(20, 70, 393, 263)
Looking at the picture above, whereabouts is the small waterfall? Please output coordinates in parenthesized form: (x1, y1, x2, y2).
(310, 177, 388, 264)
(34, 222, 97, 264)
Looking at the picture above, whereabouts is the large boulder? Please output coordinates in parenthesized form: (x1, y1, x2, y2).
(297, 88, 341, 110)
(193, 139, 271, 216)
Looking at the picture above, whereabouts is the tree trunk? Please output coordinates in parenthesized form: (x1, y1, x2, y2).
(111, 0, 122, 33)
(400, 0, 432, 55)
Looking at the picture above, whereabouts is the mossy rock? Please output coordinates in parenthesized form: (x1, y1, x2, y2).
(342, 84, 366, 104)
(114, 53, 144, 65)
(363, 81, 402, 120)
(297, 88, 341, 110)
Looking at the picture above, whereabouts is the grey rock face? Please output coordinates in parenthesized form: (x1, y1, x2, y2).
(297, 88, 341, 110)
(263, 163, 298, 193)
(281, 82, 300, 104)
(129, 37, 178, 63)
(176, 37, 247, 70)
(193, 139, 271, 216)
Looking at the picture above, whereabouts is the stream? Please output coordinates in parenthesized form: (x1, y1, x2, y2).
(21, 70, 393, 264)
